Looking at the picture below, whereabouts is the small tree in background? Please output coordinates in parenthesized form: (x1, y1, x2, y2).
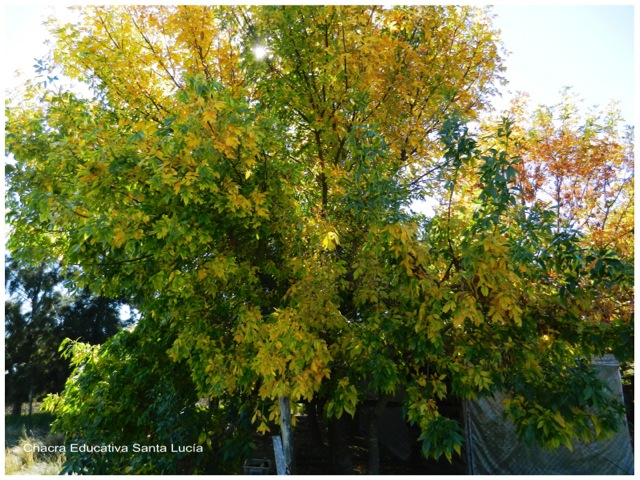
(5, 256, 127, 417)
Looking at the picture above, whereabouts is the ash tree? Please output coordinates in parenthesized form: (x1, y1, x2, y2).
(6, 5, 632, 474)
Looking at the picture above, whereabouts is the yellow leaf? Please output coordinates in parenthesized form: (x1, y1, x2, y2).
(186, 135, 200, 150)
(442, 300, 456, 313)
(225, 135, 239, 148)
(113, 229, 126, 248)
(563, 436, 575, 452)
(322, 231, 340, 251)
(257, 421, 270, 434)
(202, 110, 217, 124)
(401, 257, 414, 276)
(553, 411, 566, 428)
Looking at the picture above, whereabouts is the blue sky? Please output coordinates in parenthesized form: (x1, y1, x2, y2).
(490, 5, 635, 124)
(3, 4, 636, 125)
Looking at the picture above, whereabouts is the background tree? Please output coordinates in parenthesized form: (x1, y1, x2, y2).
(496, 88, 633, 256)
(480, 90, 634, 329)
(5, 258, 60, 417)
(4, 256, 126, 417)
(428, 116, 632, 434)
(6, 5, 632, 474)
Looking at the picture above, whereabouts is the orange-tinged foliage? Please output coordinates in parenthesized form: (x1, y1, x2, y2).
(493, 89, 634, 256)
(477, 91, 634, 328)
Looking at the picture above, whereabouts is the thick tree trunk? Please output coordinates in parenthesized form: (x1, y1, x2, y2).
(367, 395, 390, 475)
(328, 416, 354, 474)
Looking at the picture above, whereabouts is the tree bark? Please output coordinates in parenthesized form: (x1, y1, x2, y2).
(279, 396, 296, 474)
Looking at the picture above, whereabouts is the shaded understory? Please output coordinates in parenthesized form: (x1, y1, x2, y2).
(4, 374, 633, 475)
(252, 377, 634, 475)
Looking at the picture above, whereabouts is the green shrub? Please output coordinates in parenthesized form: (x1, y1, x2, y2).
(42, 321, 255, 474)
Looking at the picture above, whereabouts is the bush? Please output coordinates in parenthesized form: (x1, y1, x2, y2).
(42, 321, 256, 474)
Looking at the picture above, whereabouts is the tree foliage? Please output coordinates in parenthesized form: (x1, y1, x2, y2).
(6, 5, 632, 472)
(481, 90, 634, 328)
(424, 117, 632, 453)
(496, 89, 634, 256)
(42, 322, 254, 474)
(4, 256, 125, 415)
